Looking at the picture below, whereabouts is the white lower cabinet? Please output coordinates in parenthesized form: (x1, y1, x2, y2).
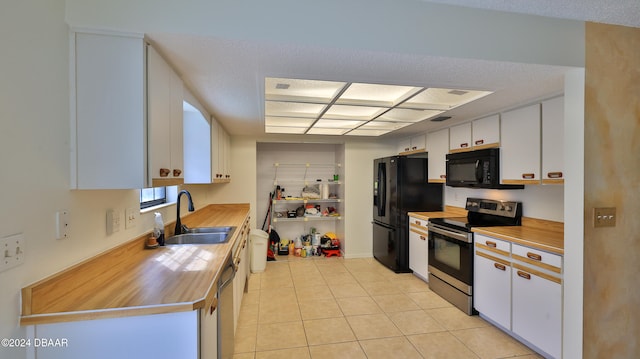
(29, 311, 201, 359)
(408, 216, 429, 281)
(473, 235, 511, 329)
(200, 300, 219, 359)
(511, 244, 562, 359)
(233, 218, 251, 332)
(474, 234, 563, 358)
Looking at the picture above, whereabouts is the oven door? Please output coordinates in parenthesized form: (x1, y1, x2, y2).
(427, 224, 473, 286)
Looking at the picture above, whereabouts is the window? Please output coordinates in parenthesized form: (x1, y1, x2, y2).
(140, 187, 167, 209)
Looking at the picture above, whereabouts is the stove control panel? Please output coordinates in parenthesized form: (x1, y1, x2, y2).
(466, 198, 521, 218)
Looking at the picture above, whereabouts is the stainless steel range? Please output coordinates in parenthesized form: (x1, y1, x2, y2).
(427, 198, 522, 315)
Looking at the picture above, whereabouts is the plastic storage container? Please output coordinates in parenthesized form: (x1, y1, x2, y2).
(250, 229, 269, 273)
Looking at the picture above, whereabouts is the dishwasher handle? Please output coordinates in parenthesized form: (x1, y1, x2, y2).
(218, 262, 236, 293)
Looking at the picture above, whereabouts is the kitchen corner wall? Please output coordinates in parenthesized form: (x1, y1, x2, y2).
(583, 22, 640, 358)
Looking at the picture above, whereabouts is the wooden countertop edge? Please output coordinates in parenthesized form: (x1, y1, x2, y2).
(472, 227, 564, 255)
(408, 206, 467, 221)
(20, 203, 250, 326)
(20, 302, 198, 326)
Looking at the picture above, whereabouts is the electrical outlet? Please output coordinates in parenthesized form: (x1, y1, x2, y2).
(594, 207, 616, 227)
(1, 233, 25, 273)
(125, 208, 138, 229)
(106, 209, 121, 235)
(56, 210, 70, 239)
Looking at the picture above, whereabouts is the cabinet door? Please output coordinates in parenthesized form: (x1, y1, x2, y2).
(542, 96, 564, 184)
(73, 32, 145, 189)
(500, 104, 541, 184)
(147, 45, 184, 187)
(408, 218, 428, 281)
(211, 117, 222, 181)
(512, 266, 562, 359)
(410, 133, 426, 152)
(472, 114, 500, 149)
(398, 138, 411, 154)
(474, 249, 511, 329)
(426, 128, 449, 183)
(449, 123, 472, 152)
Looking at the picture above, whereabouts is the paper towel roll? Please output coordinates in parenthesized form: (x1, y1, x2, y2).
(321, 183, 329, 199)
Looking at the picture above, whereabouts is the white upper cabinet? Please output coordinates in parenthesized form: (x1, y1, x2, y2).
(426, 128, 449, 183)
(500, 104, 541, 185)
(449, 122, 472, 152)
(147, 45, 184, 187)
(71, 31, 146, 189)
(541, 96, 564, 184)
(398, 133, 426, 154)
(211, 117, 231, 183)
(472, 114, 500, 150)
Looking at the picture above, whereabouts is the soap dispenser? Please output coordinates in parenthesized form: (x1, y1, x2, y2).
(154, 212, 165, 246)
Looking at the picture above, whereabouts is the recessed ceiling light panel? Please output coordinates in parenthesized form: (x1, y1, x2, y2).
(265, 78, 345, 103)
(307, 128, 350, 135)
(346, 129, 392, 136)
(265, 101, 326, 118)
(313, 119, 366, 129)
(265, 116, 316, 127)
(265, 126, 307, 134)
(378, 108, 444, 123)
(401, 88, 492, 110)
(322, 105, 387, 120)
(337, 83, 420, 107)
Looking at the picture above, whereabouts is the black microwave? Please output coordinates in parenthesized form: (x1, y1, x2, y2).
(445, 148, 523, 189)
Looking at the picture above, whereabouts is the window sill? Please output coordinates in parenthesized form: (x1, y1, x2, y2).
(140, 201, 176, 214)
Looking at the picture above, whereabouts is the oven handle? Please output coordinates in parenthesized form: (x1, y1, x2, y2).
(428, 223, 472, 243)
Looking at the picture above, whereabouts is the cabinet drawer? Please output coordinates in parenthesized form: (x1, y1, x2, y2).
(409, 217, 429, 232)
(512, 243, 562, 272)
(475, 234, 510, 255)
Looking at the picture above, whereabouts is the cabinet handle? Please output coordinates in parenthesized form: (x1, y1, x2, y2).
(527, 252, 542, 261)
(405, 147, 410, 151)
(494, 263, 506, 271)
(439, 174, 446, 179)
(159, 168, 170, 177)
(547, 171, 563, 178)
(486, 241, 497, 248)
(475, 139, 484, 145)
(420, 235, 426, 241)
(517, 271, 531, 280)
(460, 142, 469, 148)
(173, 169, 182, 177)
(415, 220, 421, 226)
(522, 173, 535, 179)
(412, 146, 417, 150)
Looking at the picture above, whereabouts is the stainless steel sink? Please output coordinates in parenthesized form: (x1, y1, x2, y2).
(185, 226, 235, 234)
(165, 226, 236, 245)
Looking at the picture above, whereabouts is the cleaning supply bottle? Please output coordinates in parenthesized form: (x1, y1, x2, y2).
(154, 212, 165, 246)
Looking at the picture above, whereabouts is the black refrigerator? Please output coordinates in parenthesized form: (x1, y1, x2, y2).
(373, 155, 443, 273)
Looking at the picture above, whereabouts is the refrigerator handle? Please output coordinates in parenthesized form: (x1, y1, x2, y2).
(378, 162, 386, 217)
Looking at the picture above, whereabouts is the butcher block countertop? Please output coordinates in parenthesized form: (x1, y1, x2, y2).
(20, 203, 250, 326)
(408, 206, 467, 222)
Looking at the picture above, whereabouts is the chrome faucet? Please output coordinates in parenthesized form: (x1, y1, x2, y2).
(175, 190, 195, 235)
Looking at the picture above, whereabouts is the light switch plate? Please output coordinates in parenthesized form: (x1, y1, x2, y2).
(1, 233, 25, 273)
(125, 208, 138, 229)
(594, 207, 616, 227)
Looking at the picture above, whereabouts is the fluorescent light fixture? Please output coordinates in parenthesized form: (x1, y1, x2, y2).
(307, 128, 350, 135)
(265, 116, 316, 127)
(337, 83, 420, 107)
(265, 78, 346, 102)
(313, 119, 367, 128)
(263, 77, 493, 136)
(400, 88, 492, 110)
(322, 105, 387, 120)
(265, 126, 307, 134)
(265, 101, 326, 118)
(378, 108, 444, 123)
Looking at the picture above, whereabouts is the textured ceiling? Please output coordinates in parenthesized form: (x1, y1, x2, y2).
(148, 0, 639, 139)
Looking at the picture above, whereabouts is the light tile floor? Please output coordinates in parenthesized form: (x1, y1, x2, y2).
(234, 256, 543, 359)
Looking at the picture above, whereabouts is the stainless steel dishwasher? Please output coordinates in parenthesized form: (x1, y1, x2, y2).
(217, 258, 236, 359)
